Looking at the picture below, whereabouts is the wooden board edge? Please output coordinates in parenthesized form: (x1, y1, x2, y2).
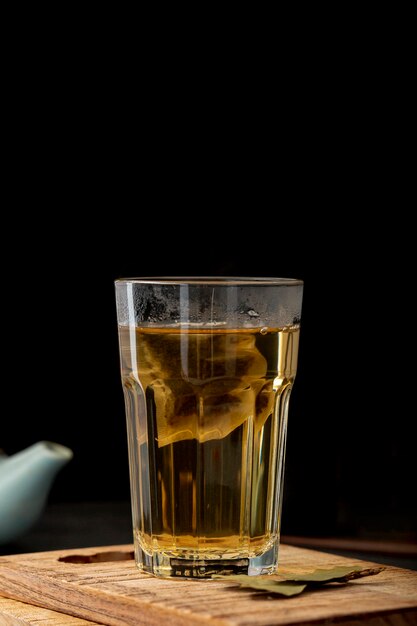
(0, 594, 99, 625)
(0, 566, 230, 626)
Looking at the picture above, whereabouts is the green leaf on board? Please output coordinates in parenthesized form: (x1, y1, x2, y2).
(214, 565, 385, 597)
(285, 565, 385, 584)
(215, 575, 307, 596)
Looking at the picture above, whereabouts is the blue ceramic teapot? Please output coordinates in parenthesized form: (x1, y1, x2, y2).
(0, 441, 73, 544)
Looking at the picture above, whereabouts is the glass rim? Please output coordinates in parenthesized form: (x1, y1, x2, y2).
(115, 276, 303, 286)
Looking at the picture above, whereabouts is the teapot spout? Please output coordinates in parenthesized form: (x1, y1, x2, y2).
(0, 441, 73, 544)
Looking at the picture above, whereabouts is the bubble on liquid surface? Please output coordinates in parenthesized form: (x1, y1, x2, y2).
(260, 327, 268, 335)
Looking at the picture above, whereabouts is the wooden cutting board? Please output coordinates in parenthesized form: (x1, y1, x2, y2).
(0, 544, 416, 626)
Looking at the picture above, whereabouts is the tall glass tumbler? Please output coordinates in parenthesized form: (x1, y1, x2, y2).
(115, 277, 303, 578)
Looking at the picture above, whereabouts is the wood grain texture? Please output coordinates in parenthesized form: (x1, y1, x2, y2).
(0, 596, 98, 626)
(0, 544, 416, 626)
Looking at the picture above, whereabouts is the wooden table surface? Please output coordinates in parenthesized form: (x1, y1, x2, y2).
(0, 544, 416, 626)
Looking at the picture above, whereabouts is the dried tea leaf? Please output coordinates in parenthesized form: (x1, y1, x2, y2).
(214, 575, 306, 596)
(286, 566, 385, 584)
(239, 581, 307, 596)
(135, 331, 269, 446)
(214, 565, 385, 597)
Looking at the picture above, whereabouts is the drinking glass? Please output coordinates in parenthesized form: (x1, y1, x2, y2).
(115, 277, 303, 578)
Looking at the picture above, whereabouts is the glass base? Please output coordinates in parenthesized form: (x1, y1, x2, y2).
(135, 543, 279, 579)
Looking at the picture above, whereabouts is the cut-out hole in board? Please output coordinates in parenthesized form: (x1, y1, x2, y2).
(58, 551, 134, 564)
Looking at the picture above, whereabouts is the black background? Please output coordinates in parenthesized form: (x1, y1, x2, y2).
(2, 35, 414, 544)
(3, 219, 415, 544)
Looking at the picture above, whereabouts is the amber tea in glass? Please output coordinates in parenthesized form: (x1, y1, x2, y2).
(115, 278, 303, 578)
